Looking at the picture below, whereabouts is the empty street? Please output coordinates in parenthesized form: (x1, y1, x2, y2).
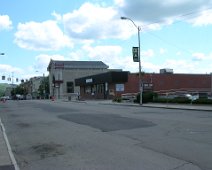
(0, 100, 212, 170)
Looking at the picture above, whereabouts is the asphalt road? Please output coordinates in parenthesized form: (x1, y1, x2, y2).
(0, 100, 212, 170)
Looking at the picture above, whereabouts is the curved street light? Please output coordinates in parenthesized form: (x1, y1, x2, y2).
(0, 53, 5, 55)
(121, 16, 143, 105)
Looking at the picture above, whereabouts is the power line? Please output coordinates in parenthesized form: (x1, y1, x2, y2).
(138, 7, 212, 54)
(145, 31, 193, 55)
(141, 6, 212, 29)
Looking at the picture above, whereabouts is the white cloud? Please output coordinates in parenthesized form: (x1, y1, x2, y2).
(69, 51, 86, 61)
(114, 0, 125, 7)
(118, 0, 212, 26)
(190, 9, 212, 26)
(162, 59, 198, 73)
(51, 11, 62, 21)
(62, 2, 135, 40)
(159, 48, 166, 55)
(14, 20, 73, 51)
(192, 52, 212, 61)
(176, 51, 182, 56)
(0, 64, 23, 75)
(69, 44, 158, 72)
(150, 53, 212, 74)
(68, 44, 138, 71)
(0, 15, 12, 31)
(83, 45, 122, 59)
(142, 61, 161, 73)
(4, 54, 67, 80)
(83, 44, 128, 69)
(34, 54, 65, 71)
(192, 52, 206, 61)
(141, 49, 155, 58)
(0, 64, 41, 83)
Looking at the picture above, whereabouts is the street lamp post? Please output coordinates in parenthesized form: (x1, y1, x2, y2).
(121, 17, 143, 105)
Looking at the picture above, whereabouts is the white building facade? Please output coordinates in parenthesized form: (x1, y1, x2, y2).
(30, 76, 45, 99)
(47, 60, 109, 99)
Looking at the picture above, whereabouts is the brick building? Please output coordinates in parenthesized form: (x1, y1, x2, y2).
(127, 72, 212, 96)
(75, 71, 128, 99)
(75, 71, 212, 99)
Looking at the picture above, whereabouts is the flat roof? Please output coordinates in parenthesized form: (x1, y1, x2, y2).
(75, 71, 129, 86)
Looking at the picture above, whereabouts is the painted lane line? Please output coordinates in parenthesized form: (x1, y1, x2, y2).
(0, 118, 20, 170)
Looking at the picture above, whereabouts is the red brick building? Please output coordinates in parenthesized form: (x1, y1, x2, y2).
(129, 73, 211, 94)
(75, 71, 212, 100)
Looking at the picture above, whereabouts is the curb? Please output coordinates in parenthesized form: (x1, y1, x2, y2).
(0, 118, 19, 170)
(98, 102, 212, 112)
(51, 99, 212, 112)
(141, 105, 212, 112)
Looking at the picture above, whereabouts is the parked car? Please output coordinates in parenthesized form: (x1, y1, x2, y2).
(0, 96, 10, 101)
(26, 94, 32, 100)
(16, 94, 24, 100)
(184, 94, 199, 101)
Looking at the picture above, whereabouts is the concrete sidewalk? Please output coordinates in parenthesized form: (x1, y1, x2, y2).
(69, 99, 212, 111)
(104, 101, 212, 111)
(143, 103, 212, 111)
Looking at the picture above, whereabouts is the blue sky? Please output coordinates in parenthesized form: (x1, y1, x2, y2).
(0, 0, 212, 84)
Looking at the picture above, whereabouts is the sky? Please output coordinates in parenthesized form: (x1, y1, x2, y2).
(0, 0, 212, 84)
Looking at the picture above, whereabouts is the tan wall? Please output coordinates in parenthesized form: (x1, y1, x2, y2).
(49, 68, 108, 99)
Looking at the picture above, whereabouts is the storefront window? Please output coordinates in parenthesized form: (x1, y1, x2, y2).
(97, 84, 104, 93)
(85, 86, 91, 93)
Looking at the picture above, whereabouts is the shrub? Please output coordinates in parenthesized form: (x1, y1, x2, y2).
(171, 97, 191, 104)
(153, 97, 191, 104)
(192, 98, 212, 104)
(113, 97, 122, 103)
(153, 98, 171, 103)
(135, 92, 158, 103)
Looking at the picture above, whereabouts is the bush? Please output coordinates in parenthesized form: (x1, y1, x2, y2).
(192, 98, 212, 104)
(153, 98, 171, 103)
(113, 97, 122, 103)
(171, 97, 191, 104)
(135, 92, 158, 103)
(153, 97, 191, 104)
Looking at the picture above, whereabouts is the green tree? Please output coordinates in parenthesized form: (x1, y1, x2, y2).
(11, 85, 27, 97)
(38, 76, 49, 98)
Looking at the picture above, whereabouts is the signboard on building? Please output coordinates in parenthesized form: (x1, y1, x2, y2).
(116, 84, 124, 92)
(54, 63, 64, 69)
(86, 78, 93, 83)
(143, 83, 153, 91)
(132, 47, 139, 62)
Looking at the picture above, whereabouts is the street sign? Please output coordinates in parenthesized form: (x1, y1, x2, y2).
(116, 84, 124, 92)
(132, 47, 139, 62)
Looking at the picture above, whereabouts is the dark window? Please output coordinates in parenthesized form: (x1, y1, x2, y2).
(97, 84, 104, 93)
(67, 82, 74, 93)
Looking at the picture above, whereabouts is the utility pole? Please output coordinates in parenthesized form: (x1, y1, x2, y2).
(12, 72, 14, 85)
(121, 17, 143, 105)
(211, 73, 212, 96)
